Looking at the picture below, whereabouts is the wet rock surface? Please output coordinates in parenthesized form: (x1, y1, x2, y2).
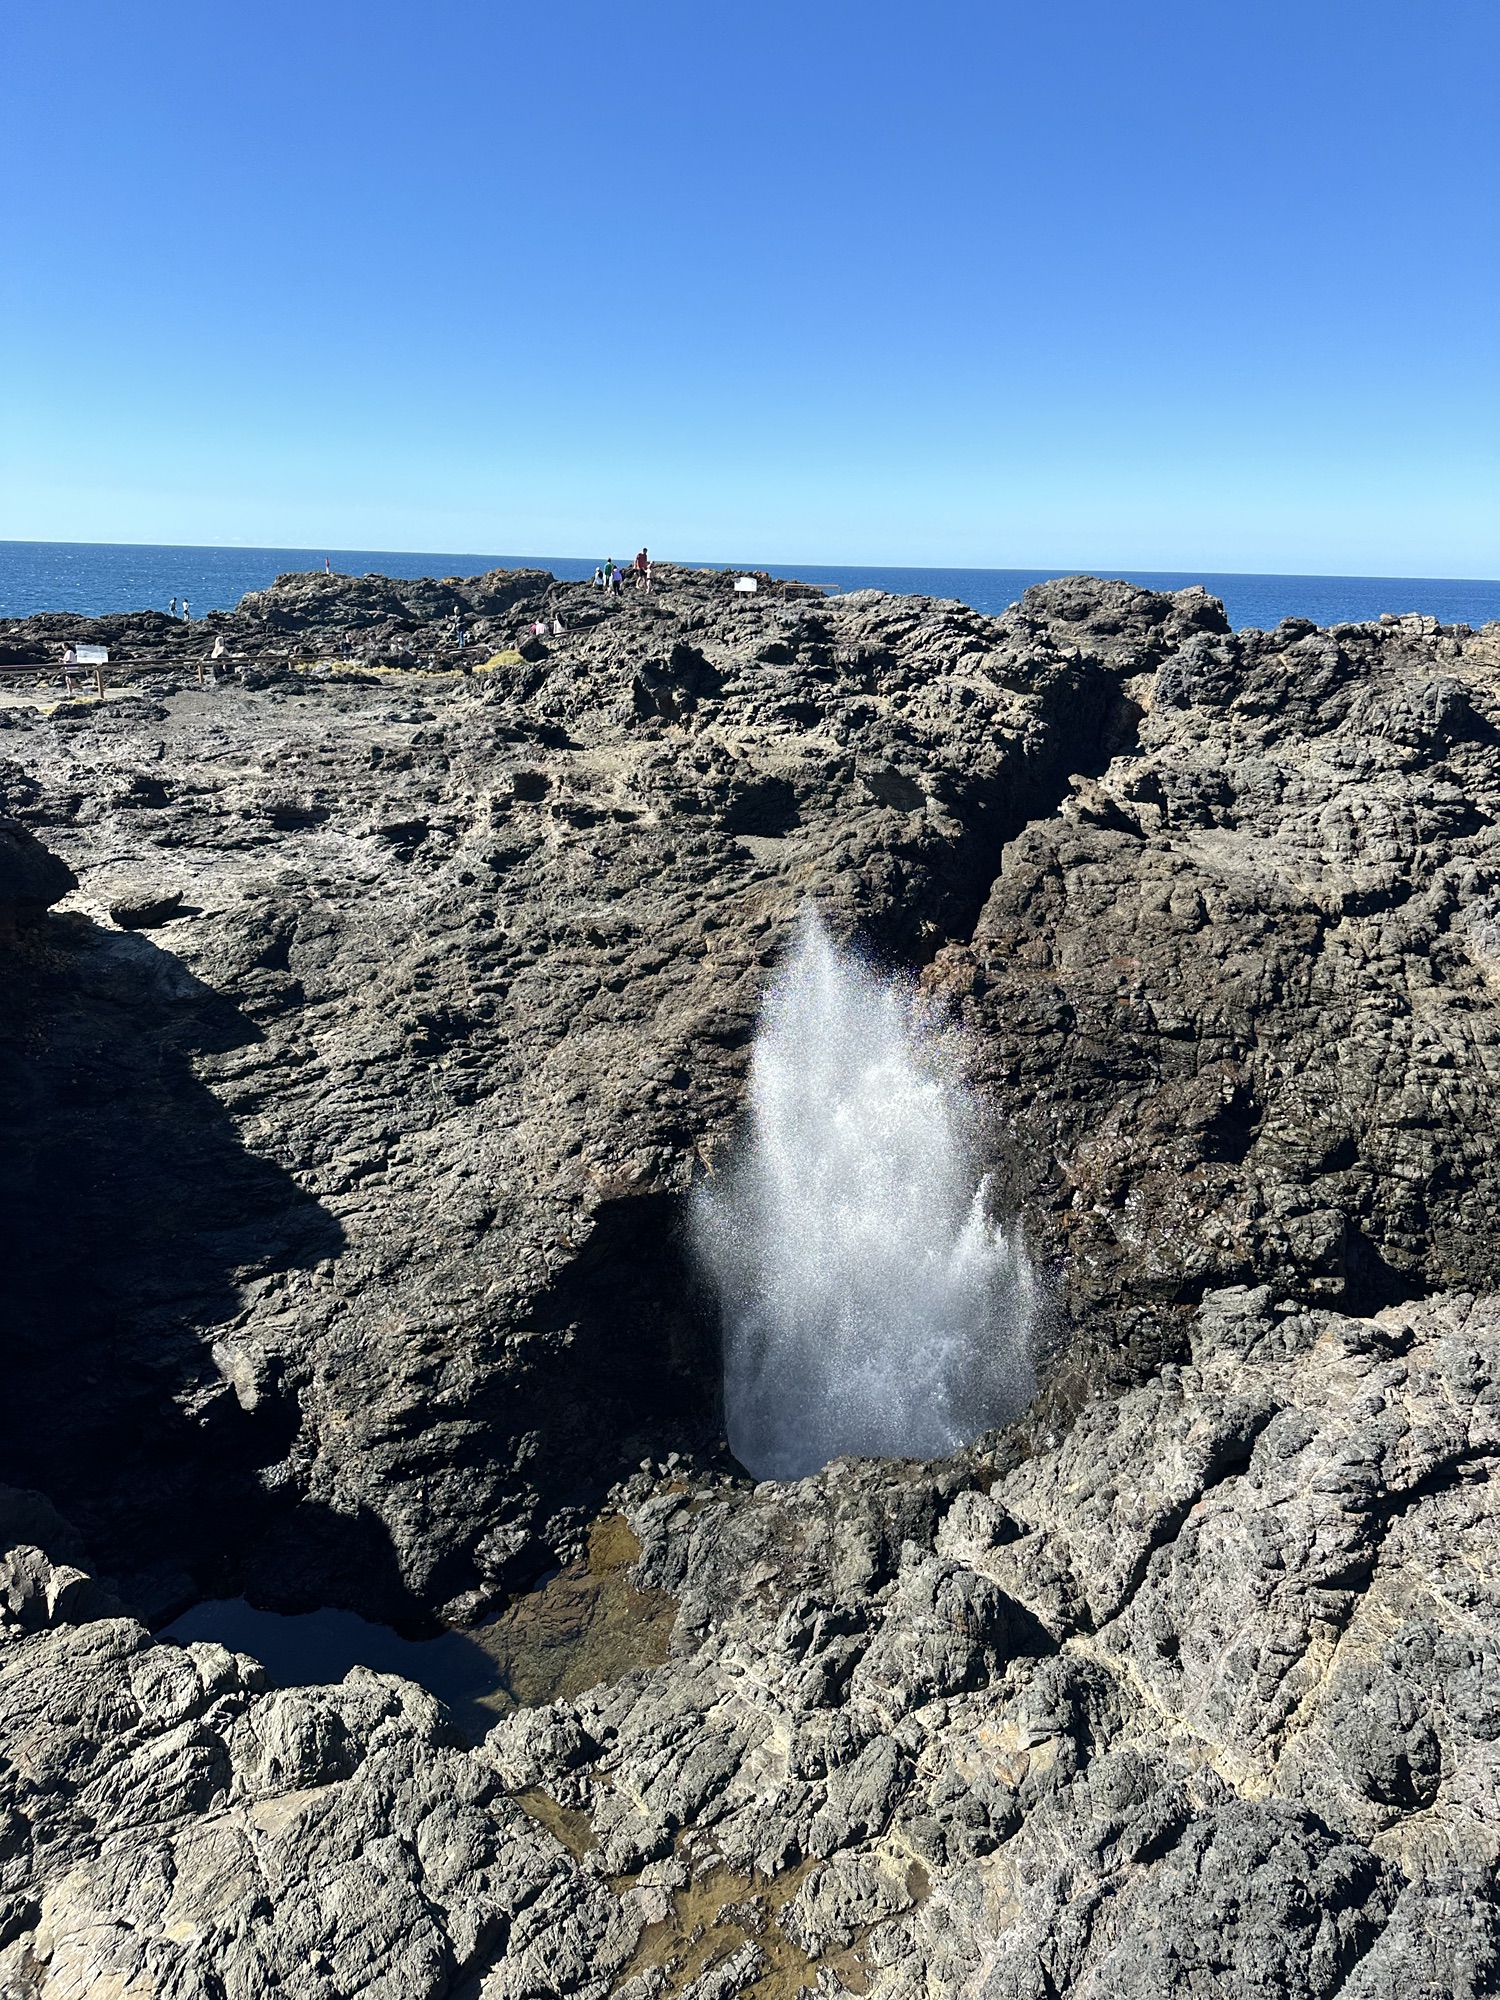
(4, 568, 1500, 1993)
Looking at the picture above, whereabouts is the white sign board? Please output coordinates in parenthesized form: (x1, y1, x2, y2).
(64, 645, 109, 665)
(733, 576, 758, 594)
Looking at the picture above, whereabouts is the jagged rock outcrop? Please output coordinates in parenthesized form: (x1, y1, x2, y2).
(3, 1286, 1498, 1997)
(3, 567, 1500, 1995)
(0, 818, 73, 938)
(0, 565, 562, 677)
(0, 567, 1162, 1625)
(931, 596, 1500, 1415)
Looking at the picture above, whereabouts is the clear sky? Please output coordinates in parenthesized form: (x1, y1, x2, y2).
(3, 0, 1496, 575)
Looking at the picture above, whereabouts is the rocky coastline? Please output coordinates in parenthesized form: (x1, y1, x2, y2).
(2, 565, 1499, 1995)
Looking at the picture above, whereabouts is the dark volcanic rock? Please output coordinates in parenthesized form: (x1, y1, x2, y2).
(108, 889, 185, 930)
(4, 567, 1500, 1995)
(0, 818, 74, 935)
(929, 605, 1500, 1425)
(0, 565, 1147, 1624)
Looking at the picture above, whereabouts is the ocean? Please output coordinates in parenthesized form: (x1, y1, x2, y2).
(3, 539, 1499, 635)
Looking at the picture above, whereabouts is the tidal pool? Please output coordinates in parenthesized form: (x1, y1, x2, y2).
(161, 1513, 677, 1745)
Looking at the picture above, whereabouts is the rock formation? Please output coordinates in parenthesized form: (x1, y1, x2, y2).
(0, 818, 73, 940)
(1, 567, 1498, 1995)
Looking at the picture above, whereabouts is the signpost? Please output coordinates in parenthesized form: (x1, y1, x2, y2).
(62, 645, 108, 696)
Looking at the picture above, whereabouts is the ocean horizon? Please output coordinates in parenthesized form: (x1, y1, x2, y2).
(3, 538, 1499, 635)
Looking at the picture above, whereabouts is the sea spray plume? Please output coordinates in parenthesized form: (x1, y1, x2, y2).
(694, 909, 1037, 1479)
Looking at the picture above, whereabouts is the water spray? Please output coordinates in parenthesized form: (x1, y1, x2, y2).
(694, 909, 1037, 1478)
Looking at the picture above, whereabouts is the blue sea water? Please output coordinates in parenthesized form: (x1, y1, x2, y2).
(3, 539, 1499, 634)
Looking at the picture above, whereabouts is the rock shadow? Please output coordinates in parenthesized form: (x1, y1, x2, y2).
(456, 1187, 727, 1601)
(0, 911, 345, 1622)
(1343, 1224, 1430, 1316)
(240, 1498, 433, 1633)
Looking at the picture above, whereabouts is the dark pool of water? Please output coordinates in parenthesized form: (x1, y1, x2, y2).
(159, 1515, 677, 1746)
(162, 1597, 513, 1744)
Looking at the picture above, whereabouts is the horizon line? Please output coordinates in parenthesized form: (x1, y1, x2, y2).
(1, 536, 1496, 589)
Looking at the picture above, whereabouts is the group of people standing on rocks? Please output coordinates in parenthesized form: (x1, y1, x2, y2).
(594, 549, 652, 594)
(167, 598, 191, 621)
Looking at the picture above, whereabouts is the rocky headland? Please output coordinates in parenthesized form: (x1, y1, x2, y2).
(2, 565, 1499, 1996)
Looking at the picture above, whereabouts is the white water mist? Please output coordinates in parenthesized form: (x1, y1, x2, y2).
(694, 910, 1037, 1479)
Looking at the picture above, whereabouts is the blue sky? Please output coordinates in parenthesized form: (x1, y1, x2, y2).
(3, 0, 1496, 574)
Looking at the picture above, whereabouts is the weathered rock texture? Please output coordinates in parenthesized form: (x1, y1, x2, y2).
(934, 594, 1500, 1417)
(3, 567, 1500, 1994)
(3, 1287, 1499, 1997)
(1, 566, 1162, 1626)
